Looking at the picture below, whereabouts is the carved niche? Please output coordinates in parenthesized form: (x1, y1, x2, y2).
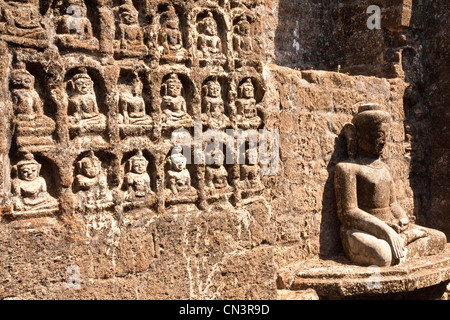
(235, 77, 261, 129)
(164, 145, 198, 212)
(66, 67, 107, 141)
(0, 0, 48, 47)
(117, 70, 153, 137)
(73, 151, 114, 211)
(201, 76, 231, 129)
(204, 144, 234, 207)
(157, 5, 188, 64)
(9, 62, 56, 150)
(10, 153, 59, 219)
(195, 10, 226, 67)
(54, 0, 99, 51)
(113, 0, 149, 58)
(232, 12, 260, 68)
(160, 73, 193, 131)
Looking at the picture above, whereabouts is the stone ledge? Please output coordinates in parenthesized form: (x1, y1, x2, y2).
(277, 244, 450, 299)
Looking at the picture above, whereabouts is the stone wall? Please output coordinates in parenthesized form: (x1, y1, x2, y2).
(262, 65, 410, 265)
(0, 0, 447, 300)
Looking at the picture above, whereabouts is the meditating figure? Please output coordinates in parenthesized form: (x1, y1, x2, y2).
(161, 74, 191, 128)
(74, 151, 112, 208)
(118, 74, 152, 126)
(115, 1, 148, 57)
(0, 0, 47, 43)
(123, 150, 152, 202)
(158, 6, 187, 63)
(232, 16, 254, 57)
(205, 148, 229, 191)
(235, 78, 261, 129)
(68, 68, 106, 135)
(11, 153, 58, 214)
(165, 146, 196, 196)
(201, 78, 230, 129)
(334, 103, 447, 266)
(55, 0, 98, 48)
(239, 148, 263, 191)
(10, 64, 55, 146)
(197, 12, 225, 65)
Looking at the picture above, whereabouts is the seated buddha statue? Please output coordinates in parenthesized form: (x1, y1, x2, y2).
(201, 78, 230, 129)
(123, 150, 154, 204)
(0, 0, 47, 46)
(235, 78, 261, 129)
(239, 148, 263, 192)
(334, 103, 447, 266)
(196, 12, 225, 66)
(165, 146, 196, 197)
(118, 73, 153, 133)
(157, 6, 188, 64)
(114, 1, 148, 58)
(160, 74, 192, 129)
(55, 0, 99, 50)
(9, 63, 55, 148)
(11, 153, 58, 216)
(74, 151, 112, 209)
(67, 68, 106, 136)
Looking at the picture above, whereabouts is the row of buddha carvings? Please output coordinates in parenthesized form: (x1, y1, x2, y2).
(4, 141, 265, 220)
(8, 61, 265, 150)
(0, 0, 262, 69)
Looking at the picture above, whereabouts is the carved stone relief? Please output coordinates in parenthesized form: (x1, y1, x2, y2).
(10, 62, 56, 149)
(54, 0, 99, 51)
(9, 153, 58, 219)
(0, 0, 267, 222)
(0, 0, 47, 47)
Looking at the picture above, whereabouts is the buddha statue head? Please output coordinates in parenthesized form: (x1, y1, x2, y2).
(170, 146, 187, 172)
(127, 150, 148, 174)
(343, 103, 390, 159)
(10, 63, 35, 90)
(69, 67, 94, 95)
(118, 2, 139, 25)
(163, 74, 183, 97)
(238, 78, 255, 99)
(199, 12, 218, 36)
(77, 151, 101, 178)
(16, 153, 41, 181)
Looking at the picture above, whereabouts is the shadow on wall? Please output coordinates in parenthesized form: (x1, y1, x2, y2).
(319, 131, 348, 258)
(273, 0, 330, 70)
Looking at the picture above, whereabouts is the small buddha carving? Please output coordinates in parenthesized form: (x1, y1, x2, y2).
(0, 0, 47, 45)
(11, 153, 58, 215)
(165, 146, 196, 197)
(232, 16, 254, 57)
(205, 148, 229, 191)
(118, 73, 152, 127)
(239, 148, 263, 192)
(335, 103, 447, 266)
(74, 151, 112, 209)
(196, 12, 225, 65)
(157, 6, 188, 63)
(161, 74, 192, 129)
(204, 147, 234, 206)
(114, 1, 148, 57)
(235, 78, 261, 129)
(123, 150, 154, 204)
(10, 63, 55, 147)
(67, 68, 106, 135)
(55, 0, 99, 50)
(201, 78, 230, 129)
